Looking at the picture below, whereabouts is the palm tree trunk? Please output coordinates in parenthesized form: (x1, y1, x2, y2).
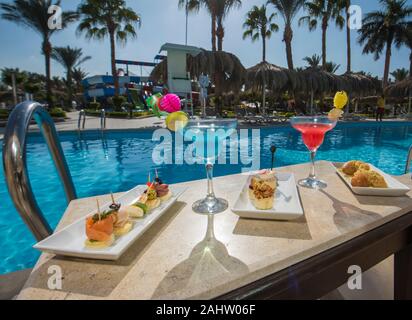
(383, 36, 393, 88)
(109, 30, 119, 96)
(217, 17, 224, 51)
(262, 34, 266, 62)
(284, 23, 294, 70)
(43, 39, 53, 109)
(211, 14, 217, 51)
(322, 17, 328, 68)
(346, 1, 351, 73)
(67, 70, 73, 111)
(409, 50, 412, 79)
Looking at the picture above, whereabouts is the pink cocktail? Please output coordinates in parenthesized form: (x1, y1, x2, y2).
(293, 123, 335, 151)
(291, 116, 337, 189)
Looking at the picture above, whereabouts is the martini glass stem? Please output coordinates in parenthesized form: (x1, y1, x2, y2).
(206, 162, 215, 198)
(309, 151, 317, 179)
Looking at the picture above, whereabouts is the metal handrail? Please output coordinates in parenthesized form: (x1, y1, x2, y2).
(405, 145, 412, 174)
(100, 109, 106, 130)
(78, 109, 86, 130)
(2, 101, 77, 240)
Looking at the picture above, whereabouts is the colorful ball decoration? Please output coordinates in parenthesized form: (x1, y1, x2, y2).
(159, 94, 181, 113)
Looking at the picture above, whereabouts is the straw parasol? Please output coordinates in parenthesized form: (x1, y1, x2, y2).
(150, 49, 246, 95)
(385, 78, 412, 114)
(245, 61, 298, 114)
(294, 67, 344, 114)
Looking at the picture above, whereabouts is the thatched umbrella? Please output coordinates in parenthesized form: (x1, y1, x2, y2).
(385, 78, 412, 114)
(295, 67, 344, 114)
(150, 49, 246, 95)
(339, 72, 382, 113)
(188, 50, 246, 96)
(245, 62, 297, 114)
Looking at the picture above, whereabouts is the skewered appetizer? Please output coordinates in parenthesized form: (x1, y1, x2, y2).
(248, 170, 277, 210)
(109, 197, 133, 237)
(85, 199, 116, 248)
(153, 171, 172, 202)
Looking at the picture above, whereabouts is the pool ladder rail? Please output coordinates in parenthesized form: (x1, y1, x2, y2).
(2, 101, 77, 241)
(78, 109, 106, 131)
(78, 109, 86, 130)
(100, 109, 106, 131)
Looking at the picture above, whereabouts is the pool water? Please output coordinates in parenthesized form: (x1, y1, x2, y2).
(1, 122, 412, 274)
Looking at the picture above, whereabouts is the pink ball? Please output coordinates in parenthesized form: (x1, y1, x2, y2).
(159, 94, 181, 113)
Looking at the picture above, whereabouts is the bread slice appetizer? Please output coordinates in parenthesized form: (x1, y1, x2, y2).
(109, 194, 133, 237)
(249, 170, 277, 210)
(154, 169, 172, 202)
(85, 199, 115, 248)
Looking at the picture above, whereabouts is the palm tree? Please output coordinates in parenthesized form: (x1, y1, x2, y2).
(299, 0, 346, 68)
(267, 0, 305, 70)
(72, 67, 88, 92)
(391, 68, 409, 82)
(358, 0, 412, 88)
(216, 0, 242, 51)
(243, 5, 279, 62)
(51, 46, 91, 108)
(77, 0, 141, 96)
(343, 0, 351, 72)
(243, 5, 279, 115)
(395, 25, 412, 78)
(0, 0, 78, 108)
(303, 54, 321, 67)
(179, 0, 219, 51)
(324, 61, 340, 74)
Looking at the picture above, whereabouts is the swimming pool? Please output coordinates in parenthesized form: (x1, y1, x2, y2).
(1, 121, 412, 275)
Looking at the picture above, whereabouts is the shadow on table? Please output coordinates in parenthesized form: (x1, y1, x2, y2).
(24, 201, 186, 298)
(320, 190, 383, 233)
(151, 215, 249, 299)
(232, 216, 312, 240)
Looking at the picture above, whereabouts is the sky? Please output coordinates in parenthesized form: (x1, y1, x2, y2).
(0, 0, 411, 80)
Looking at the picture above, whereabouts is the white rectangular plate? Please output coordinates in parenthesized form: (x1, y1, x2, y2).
(335, 164, 410, 197)
(231, 173, 304, 221)
(34, 185, 187, 260)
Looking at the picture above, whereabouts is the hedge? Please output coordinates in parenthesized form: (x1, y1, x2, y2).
(85, 109, 152, 118)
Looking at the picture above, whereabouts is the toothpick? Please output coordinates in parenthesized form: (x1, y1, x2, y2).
(155, 168, 159, 179)
(96, 198, 101, 220)
(148, 172, 151, 183)
(110, 192, 115, 204)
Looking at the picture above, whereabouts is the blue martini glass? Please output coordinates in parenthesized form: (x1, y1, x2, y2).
(184, 119, 237, 214)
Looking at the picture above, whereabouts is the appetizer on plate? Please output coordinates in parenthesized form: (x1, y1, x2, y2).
(340, 161, 388, 188)
(248, 170, 277, 210)
(109, 195, 133, 237)
(85, 199, 116, 248)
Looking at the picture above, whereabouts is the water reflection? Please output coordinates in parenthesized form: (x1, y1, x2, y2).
(152, 215, 248, 299)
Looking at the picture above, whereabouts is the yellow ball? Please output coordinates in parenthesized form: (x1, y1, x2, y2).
(165, 111, 189, 132)
(334, 91, 348, 109)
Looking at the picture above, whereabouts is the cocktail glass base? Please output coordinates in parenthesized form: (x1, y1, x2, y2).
(298, 177, 327, 190)
(192, 196, 228, 215)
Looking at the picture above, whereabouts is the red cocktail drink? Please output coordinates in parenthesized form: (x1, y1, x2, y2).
(291, 116, 337, 189)
(293, 123, 335, 152)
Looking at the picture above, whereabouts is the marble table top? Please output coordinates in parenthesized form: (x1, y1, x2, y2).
(17, 161, 412, 300)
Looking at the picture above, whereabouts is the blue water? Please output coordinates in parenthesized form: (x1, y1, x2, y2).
(1, 122, 412, 274)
